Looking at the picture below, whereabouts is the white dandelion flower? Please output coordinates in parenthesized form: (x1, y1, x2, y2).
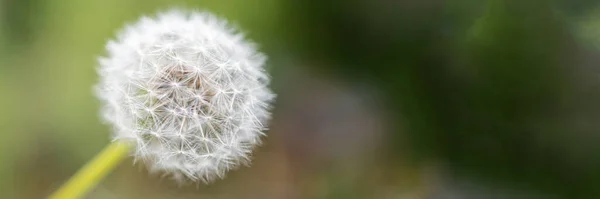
(95, 9, 275, 183)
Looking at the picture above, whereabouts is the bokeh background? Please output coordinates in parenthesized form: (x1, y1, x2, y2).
(3, 0, 600, 198)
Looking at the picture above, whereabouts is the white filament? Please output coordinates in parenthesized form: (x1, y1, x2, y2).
(95, 9, 274, 183)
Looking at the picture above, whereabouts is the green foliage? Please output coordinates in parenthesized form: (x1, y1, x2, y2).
(280, 0, 600, 197)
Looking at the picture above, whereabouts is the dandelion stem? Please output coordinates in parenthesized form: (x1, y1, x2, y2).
(49, 141, 131, 199)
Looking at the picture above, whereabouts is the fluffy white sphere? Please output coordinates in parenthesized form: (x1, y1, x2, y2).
(95, 9, 274, 183)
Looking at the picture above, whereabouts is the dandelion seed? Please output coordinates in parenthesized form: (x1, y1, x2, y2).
(95, 9, 275, 183)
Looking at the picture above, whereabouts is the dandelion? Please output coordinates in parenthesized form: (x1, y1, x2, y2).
(50, 9, 274, 198)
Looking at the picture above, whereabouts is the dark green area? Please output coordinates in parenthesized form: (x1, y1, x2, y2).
(280, 0, 600, 198)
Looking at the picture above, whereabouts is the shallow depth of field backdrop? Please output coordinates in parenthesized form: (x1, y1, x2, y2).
(3, 0, 600, 198)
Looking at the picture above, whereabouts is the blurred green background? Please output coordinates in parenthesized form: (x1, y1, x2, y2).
(4, 0, 600, 198)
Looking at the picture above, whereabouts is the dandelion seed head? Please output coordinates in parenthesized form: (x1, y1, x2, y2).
(95, 9, 274, 183)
